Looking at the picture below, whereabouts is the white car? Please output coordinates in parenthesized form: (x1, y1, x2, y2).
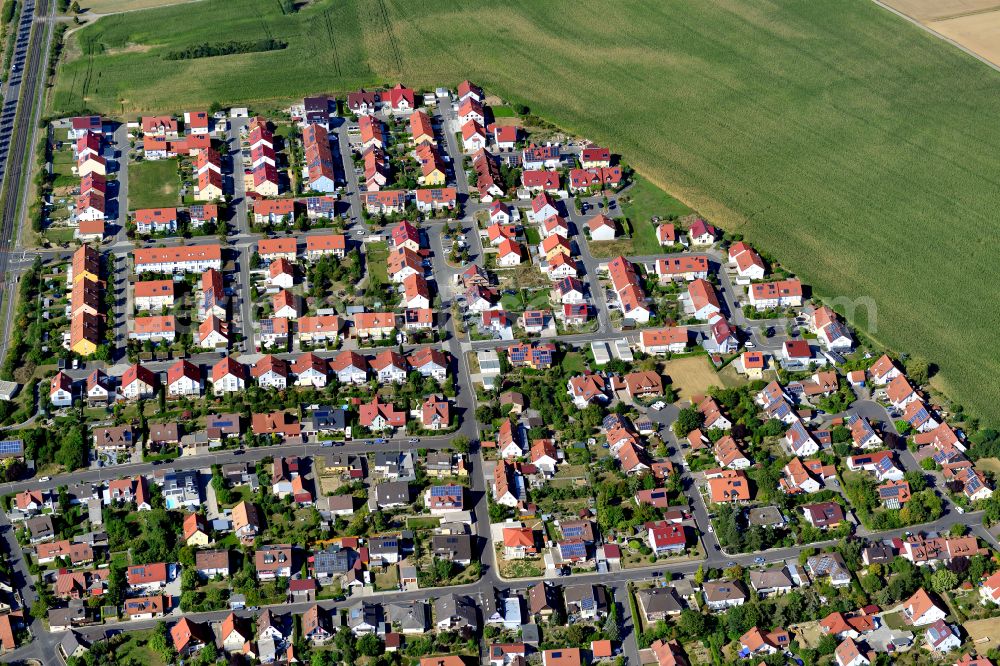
(650, 401, 666, 411)
(707, 524, 714, 533)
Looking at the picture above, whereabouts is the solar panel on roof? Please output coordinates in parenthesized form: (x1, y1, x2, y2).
(0, 440, 23, 454)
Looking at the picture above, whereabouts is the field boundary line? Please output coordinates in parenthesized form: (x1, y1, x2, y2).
(871, 0, 1000, 73)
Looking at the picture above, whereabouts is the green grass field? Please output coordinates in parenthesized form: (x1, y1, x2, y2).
(621, 175, 694, 254)
(50, 0, 1000, 423)
(128, 158, 180, 209)
(365, 241, 389, 283)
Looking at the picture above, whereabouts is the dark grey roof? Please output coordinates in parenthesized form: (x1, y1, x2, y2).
(59, 630, 89, 656)
(434, 593, 478, 628)
(637, 586, 683, 615)
(387, 600, 429, 631)
(432, 534, 473, 562)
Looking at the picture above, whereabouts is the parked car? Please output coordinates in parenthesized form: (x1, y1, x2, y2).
(650, 401, 666, 411)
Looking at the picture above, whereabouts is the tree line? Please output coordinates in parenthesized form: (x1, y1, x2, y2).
(163, 39, 288, 61)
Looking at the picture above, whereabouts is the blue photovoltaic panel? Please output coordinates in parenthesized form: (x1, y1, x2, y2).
(0, 440, 23, 455)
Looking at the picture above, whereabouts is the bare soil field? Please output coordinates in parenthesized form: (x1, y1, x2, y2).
(789, 620, 823, 649)
(662, 356, 732, 402)
(880, 0, 1000, 66)
(879, 0, 1000, 21)
(930, 10, 1000, 63)
(963, 617, 1000, 652)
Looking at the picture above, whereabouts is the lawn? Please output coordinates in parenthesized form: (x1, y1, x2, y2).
(50, 0, 1000, 424)
(115, 630, 167, 666)
(43, 227, 76, 244)
(51, 147, 78, 188)
(128, 159, 180, 210)
(880, 611, 909, 631)
(619, 174, 693, 255)
(373, 565, 399, 591)
(523, 226, 541, 246)
(499, 292, 522, 311)
(560, 351, 587, 375)
(406, 516, 440, 529)
(365, 241, 389, 284)
(491, 105, 516, 118)
(974, 457, 1000, 475)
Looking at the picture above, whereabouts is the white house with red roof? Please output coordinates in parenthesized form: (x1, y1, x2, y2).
(252, 355, 290, 390)
(688, 219, 717, 245)
(497, 240, 524, 267)
(728, 241, 766, 282)
(167, 360, 201, 397)
(494, 125, 518, 151)
(903, 588, 947, 626)
(385, 83, 415, 114)
(979, 570, 1000, 605)
(647, 521, 686, 555)
(488, 201, 517, 226)
(656, 223, 680, 247)
(50, 371, 74, 407)
(371, 351, 408, 384)
(402, 274, 431, 309)
(587, 214, 617, 241)
(640, 327, 689, 355)
(541, 214, 569, 238)
(462, 120, 487, 153)
(868, 354, 901, 386)
(458, 97, 485, 125)
(408, 348, 449, 381)
(121, 364, 156, 401)
(530, 439, 559, 475)
(421, 395, 451, 430)
(686, 279, 721, 321)
(528, 192, 559, 223)
(212, 357, 247, 396)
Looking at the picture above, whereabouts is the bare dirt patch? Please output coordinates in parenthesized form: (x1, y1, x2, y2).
(963, 617, 1000, 652)
(662, 355, 728, 402)
(491, 117, 522, 127)
(105, 43, 154, 56)
(789, 620, 823, 649)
